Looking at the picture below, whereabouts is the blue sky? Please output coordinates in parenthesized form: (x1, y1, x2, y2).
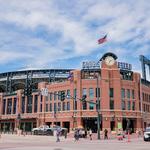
(0, 0, 150, 80)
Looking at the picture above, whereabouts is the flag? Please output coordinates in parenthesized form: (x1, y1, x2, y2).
(98, 34, 107, 44)
(67, 72, 74, 81)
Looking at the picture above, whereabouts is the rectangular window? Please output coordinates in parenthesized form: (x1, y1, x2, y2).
(67, 102, 70, 110)
(58, 91, 61, 100)
(110, 99, 114, 109)
(142, 93, 144, 101)
(82, 101, 87, 110)
(74, 89, 77, 110)
(89, 88, 94, 99)
(7, 98, 12, 114)
(50, 103, 52, 112)
(132, 90, 135, 99)
(122, 100, 126, 110)
(96, 88, 100, 97)
(74, 101, 77, 110)
(50, 93, 53, 101)
(54, 92, 57, 101)
(132, 101, 135, 110)
(127, 89, 130, 99)
(40, 103, 42, 112)
(34, 95, 38, 113)
(21, 96, 25, 113)
(54, 103, 57, 112)
(139, 102, 141, 111)
(62, 102, 65, 111)
(110, 88, 114, 98)
(27, 96, 33, 113)
(121, 88, 125, 98)
(46, 103, 48, 112)
(58, 102, 61, 111)
(73, 88, 77, 99)
(127, 101, 131, 110)
(89, 102, 94, 110)
(2, 99, 6, 114)
(13, 98, 17, 114)
(82, 88, 87, 96)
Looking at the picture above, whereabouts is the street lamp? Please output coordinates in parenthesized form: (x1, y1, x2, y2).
(96, 73, 101, 140)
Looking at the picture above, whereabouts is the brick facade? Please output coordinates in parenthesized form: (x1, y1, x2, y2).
(0, 55, 150, 133)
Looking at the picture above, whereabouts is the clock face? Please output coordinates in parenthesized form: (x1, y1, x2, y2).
(105, 56, 115, 66)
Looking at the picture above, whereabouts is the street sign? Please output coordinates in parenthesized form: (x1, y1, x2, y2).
(118, 122, 122, 129)
(41, 88, 48, 96)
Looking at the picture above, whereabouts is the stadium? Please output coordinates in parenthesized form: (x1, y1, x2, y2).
(0, 52, 150, 134)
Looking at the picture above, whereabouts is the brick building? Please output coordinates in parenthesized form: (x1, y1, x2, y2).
(0, 52, 150, 133)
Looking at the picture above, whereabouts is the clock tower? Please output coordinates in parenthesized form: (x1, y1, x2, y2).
(100, 52, 122, 129)
(100, 52, 118, 69)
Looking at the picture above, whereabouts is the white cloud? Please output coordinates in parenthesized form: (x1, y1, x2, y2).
(0, 51, 31, 64)
(0, 0, 149, 71)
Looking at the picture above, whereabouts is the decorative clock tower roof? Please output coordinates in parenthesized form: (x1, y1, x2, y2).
(100, 52, 118, 61)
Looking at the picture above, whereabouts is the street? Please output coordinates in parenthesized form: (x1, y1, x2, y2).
(0, 134, 149, 150)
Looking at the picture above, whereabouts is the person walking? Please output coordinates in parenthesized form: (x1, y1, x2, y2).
(56, 128, 61, 142)
(89, 129, 92, 140)
(104, 129, 108, 139)
(64, 129, 67, 139)
(74, 129, 79, 141)
(85, 129, 87, 138)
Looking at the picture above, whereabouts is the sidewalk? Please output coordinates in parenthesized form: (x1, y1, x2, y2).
(67, 132, 143, 140)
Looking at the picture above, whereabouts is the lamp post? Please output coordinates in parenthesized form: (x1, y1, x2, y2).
(96, 74, 101, 140)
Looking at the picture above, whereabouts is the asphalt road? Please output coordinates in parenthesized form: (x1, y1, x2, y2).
(0, 134, 149, 150)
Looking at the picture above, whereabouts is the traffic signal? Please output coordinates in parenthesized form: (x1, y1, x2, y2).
(61, 91, 65, 101)
(28, 83, 32, 96)
(82, 95, 87, 101)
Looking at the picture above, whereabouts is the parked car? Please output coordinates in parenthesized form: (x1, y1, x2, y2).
(32, 125, 53, 135)
(144, 127, 150, 141)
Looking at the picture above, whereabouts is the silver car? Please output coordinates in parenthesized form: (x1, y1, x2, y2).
(144, 127, 150, 141)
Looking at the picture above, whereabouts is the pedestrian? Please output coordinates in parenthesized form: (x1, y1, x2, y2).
(79, 129, 82, 138)
(89, 129, 92, 140)
(104, 129, 108, 139)
(82, 129, 85, 138)
(56, 129, 61, 142)
(85, 129, 87, 138)
(64, 129, 67, 139)
(136, 129, 139, 138)
(74, 129, 79, 141)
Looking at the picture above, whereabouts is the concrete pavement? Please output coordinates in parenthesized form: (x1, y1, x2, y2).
(0, 134, 149, 150)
